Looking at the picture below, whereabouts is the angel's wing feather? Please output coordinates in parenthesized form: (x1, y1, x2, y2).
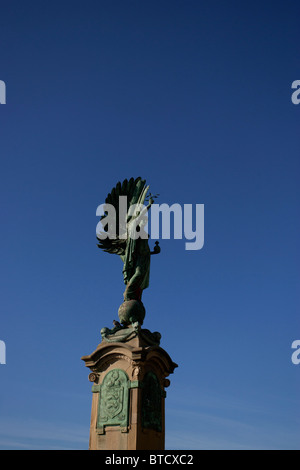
(97, 177, 149, 255)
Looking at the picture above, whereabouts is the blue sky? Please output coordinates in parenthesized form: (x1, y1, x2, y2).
(0, 0, 299, 449)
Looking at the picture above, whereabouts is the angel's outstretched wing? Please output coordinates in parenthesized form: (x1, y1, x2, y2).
(97, 177, 149, 255)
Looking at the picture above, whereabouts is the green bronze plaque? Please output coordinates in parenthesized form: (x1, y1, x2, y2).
(97, 369, 129, 430)
(141, 371, 162, 432)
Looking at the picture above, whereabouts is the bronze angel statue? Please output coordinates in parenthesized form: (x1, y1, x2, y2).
(97, 177, 160, 325)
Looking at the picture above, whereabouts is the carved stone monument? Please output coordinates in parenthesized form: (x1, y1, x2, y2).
(82, 178, 177, 450)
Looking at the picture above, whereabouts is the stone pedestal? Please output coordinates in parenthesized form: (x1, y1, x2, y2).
(81, 324, 177, 450)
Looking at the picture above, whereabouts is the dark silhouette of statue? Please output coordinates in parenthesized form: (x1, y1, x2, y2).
(97, 177, 160, 325)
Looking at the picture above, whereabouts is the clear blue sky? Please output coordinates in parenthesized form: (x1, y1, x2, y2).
(0, 0, 299, 449)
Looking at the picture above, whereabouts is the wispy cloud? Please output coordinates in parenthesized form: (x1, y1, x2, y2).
(165, 386, 300, 450)
(166, 431, 265, 451)
(0, 418, 89, 450)
(165, 407, 300, 450)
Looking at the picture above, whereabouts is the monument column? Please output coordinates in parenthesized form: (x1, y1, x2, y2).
(82, 323, 177, 450)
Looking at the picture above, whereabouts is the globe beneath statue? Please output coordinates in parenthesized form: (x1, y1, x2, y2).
(118, 299, 146, 326)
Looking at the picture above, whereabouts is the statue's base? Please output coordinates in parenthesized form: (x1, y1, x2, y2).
(81, 325, 177, 450)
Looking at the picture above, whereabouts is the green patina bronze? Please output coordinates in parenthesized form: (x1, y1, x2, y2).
(97, 369, 130, 432)
(97, 177, 160, 325)
(141, 371, 162, 432)
(100, 321, 161, 345)
(94, 371, 164, 434)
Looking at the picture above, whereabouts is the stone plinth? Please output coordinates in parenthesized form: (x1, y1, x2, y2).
(81, 324, 177, 450)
